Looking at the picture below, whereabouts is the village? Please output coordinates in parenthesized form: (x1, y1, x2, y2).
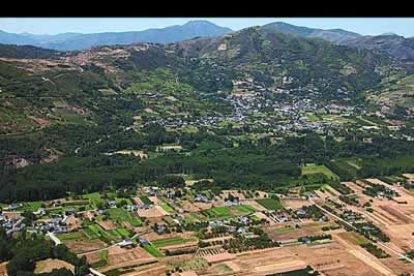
(2, 168, 414, 276)
(139, 79, 406, 140)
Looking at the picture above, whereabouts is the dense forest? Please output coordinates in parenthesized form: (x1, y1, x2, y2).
(2, 123, 414, 202)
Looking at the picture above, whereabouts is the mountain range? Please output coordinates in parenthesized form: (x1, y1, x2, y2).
(1, 20, 414, 60)
(263, 22, 414, 60)
(0, 20, 233, 51)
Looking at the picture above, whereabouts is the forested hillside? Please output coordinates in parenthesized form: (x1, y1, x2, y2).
(1, 25, 414, 202)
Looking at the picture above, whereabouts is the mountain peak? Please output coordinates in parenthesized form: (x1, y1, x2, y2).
(380, 32, 400, 37)
(269, 22, 297, 27)
(181, 20, 233, 32)
(184, 20, 217, 26)
(264, 22, 313, 35)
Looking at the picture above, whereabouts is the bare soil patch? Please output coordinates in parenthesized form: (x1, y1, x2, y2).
(138, 206, 164, 218)
(185, 179, 213, 187)
(381, 256, 414, 275)
(386, 223, 414, 251)
(379, 205, 412, 224)
(220, 190, 246, 201)
(133, 197, 144, 205)
(203, 252, 236, 264)
(180, 201, 201, 212)
(120, 264, 167, 276)
(365, 178, 389, 186)
(142, 231, 196, 242)
(34, 259, 74, 274)
(243, 200, 267, 211)
(253, 260, 307, 274)
(332, 234, 395, 276)
(0, 262, 8, 276)
(266, 221, 327, 241)
(148, 196, 160, 204)
(84, 251, 101, 264)
(403, 173, 414, 181)
(65, 216, 81, 232)
(155, 205, 169, 216)
(281, 199, 311, 209)
(97, 220, 117, 231)
(103, 246, 155, 271)
(224, 261, 240, 272)
(235, 247, 299, 275)
(192, 202, 214, 211)
(290, 241, 385, 276)
(65, 239, 106, 254)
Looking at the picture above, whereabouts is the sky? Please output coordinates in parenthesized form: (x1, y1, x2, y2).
(0, 18, 414, 37)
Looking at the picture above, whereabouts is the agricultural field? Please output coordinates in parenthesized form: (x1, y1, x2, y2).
(256, 198, 283, 210)
(178, 258, 209, 272)
(83, 192, 104, 208)
(215, 263, 233, 273)
(142, 244, 164, 257)
(114, 197, 134, 205)
(267, 266, 315, 276)
(3, 159, 414, 276)
(302, 163, 339, 180)
(329, 158, 362, 178)
(201, 204, 255, 220)
(160, 203, 174, 213)
(139, 195, 152, 205)
(105, 208, 143, 227)
(183, 212, 202, 224)
(86, 251, 109, 269)
(267, 221, 330, 241)
(203, 206, 233, 219)
(57, 231, 84, 242)
(234, 204, 256, 213)
(151, 236, 197, 248)
(4, 173, 414, 276)
(273, 225, 295, 234)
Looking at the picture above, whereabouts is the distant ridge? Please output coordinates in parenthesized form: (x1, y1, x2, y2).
(262, 22, 362, 44)
(261, 22, 414, 60)
(0, 20, 233, 51)
(2, 20, 414, 60)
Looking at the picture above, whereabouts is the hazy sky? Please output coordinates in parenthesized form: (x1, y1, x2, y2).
(1, 18, 413, 37)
